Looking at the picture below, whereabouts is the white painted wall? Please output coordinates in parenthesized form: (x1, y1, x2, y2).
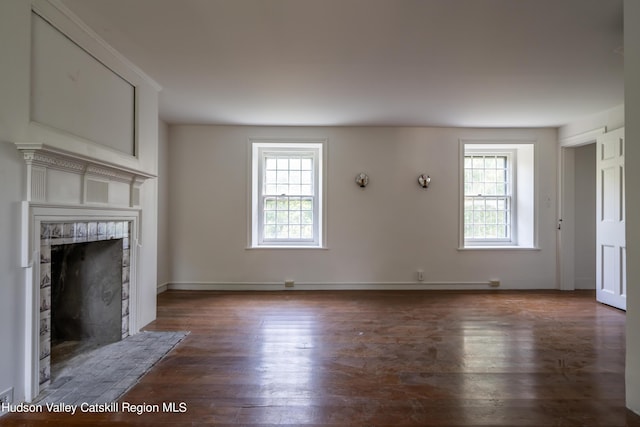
(0, 0, 159, 404)
(625, 0, 640, 415)
(157, 120, 171, 291)
(0, 0, 36, 407)
(573, 144, 596, 289)
(168, 125, 558, 290)
(0, 142, 27, 407)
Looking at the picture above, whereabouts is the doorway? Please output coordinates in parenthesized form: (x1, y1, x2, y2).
(558, 128, 626, 310)
(573, 144, 596, 289)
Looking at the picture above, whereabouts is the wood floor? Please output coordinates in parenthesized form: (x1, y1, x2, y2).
(4, 290, 640, 426)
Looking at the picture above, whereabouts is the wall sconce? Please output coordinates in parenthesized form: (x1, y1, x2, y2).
(418, 174, 431, 189)
(355, 173, 369, 188)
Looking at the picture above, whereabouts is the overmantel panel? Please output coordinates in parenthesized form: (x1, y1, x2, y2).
(25, 0, 161, 176)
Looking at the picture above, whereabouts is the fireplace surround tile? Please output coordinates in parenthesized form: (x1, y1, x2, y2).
(40, 245, 51, 263)
(38, 220, 132, 388)
(97, 222, 106, 237)
(88, 222, 97, 238)
(40, 287, 50, 311)
(40, 262, 51, 288)
(40, 223, 51, 240)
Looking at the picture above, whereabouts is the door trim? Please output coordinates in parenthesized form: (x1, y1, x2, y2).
(557, 127, 606, 291)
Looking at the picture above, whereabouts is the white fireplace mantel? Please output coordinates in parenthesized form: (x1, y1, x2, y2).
(15, 142, 156, 207)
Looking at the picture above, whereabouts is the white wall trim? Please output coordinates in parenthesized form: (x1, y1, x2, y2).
(560, 127, 606, 147)
(157, 283, 169, 294)
(166, 281, 506, 291)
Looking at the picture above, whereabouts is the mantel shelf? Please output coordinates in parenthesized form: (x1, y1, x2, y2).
(15, 142, 156, 183)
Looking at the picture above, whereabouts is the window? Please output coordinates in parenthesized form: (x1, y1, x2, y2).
(251, 140, 325, 247)
(461, 142, 536, 249)
(464, 152, 513, 243)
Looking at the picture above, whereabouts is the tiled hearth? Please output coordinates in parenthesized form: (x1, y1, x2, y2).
(38, 220, 131, 387)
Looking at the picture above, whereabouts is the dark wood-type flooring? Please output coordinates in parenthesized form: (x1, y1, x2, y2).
(4, 290, 640, 426)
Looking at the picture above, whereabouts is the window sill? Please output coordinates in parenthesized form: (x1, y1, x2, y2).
(246, 246, 329, 250)
(458, 246, 540, 251)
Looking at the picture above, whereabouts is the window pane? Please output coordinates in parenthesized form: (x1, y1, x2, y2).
(277, 171, 288, 184)
(276, 225, 288, 238)
(277, 197, 288, 210)
(289, 185, 301, 196)
(486, 210, 497, 224)
(289, 198, 301, 210)
(265, 184, 277, 195)
(301, 225, 313, 239)
(289, 225, 301, 238)
(290, 170, 301, 184)
(301, 158, 312, 170)
(265, 170, 276, 183)
(276, 211, 289, 224)
(277, 158, 288, 169)
(290, 158, 301, 170)
(266, 158, 277, 170)
(265, 211, 276, 224)
(486, 199, 498, 210)
(301, 198, 313, 210)
(301, 211, 313, 224)
(264, 225, 276, 239)
(265, 198, 276, 210)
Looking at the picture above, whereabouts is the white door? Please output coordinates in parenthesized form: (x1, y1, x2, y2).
(596, 128, 626, 310)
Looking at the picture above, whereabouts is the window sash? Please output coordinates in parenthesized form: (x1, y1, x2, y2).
(463, 152, 513, 243)
(464, 195, 512, 241)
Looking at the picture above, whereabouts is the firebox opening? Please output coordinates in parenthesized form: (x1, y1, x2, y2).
(50, 239, 123, 375)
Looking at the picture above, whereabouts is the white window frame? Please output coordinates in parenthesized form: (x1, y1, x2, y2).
(463, 149, 516, 246)
(250, 139, 326, 248)
(460, 141, 537, 250)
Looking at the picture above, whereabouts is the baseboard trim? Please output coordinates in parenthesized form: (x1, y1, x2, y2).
(165, 281, 495, 291)
(157, 283, 170, 294)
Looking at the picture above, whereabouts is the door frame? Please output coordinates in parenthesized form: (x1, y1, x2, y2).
(557, 127, 606, 291)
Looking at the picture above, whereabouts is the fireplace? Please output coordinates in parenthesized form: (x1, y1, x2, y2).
(16, 143, 154, 402)
(38, 221, 132, 387)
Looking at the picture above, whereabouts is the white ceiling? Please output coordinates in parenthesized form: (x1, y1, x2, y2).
(61, 0, 623, 128)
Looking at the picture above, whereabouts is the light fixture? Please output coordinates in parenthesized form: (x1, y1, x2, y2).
(418, 174, 431, 189)
(355, 173, 369, 188)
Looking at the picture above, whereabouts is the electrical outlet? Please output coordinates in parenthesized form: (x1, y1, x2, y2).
(284, 280, 295, 288)
(489, 280, 500, 287)
(417, 269, 424, 282)
(0, 387, 13, 406)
